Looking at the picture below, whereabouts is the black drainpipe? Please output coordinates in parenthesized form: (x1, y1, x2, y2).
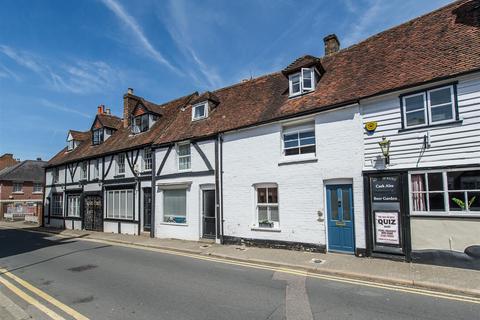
(150, 148, 156, 238)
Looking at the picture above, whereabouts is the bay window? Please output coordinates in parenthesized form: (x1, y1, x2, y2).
(402, 85, 456, 129)
(163, 189, 187, 224)
(106, 189, 134, 220)
(255, 185, 279, 228)
(410, 169, 480, 215)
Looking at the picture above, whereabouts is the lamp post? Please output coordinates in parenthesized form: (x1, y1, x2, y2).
(378, 136, 391, 165)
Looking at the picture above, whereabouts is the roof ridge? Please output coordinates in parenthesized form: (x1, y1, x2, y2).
(335, 0, 466, 55)
(212, 71, 283, 95)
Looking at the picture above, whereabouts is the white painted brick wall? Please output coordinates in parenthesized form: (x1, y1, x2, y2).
(222, 106, 366, 249)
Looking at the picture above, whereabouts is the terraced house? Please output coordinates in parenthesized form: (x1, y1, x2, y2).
(44, 0, 480, 267)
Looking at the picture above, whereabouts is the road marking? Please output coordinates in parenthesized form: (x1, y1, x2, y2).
(0, 268, 89, 320)
(273, 272, 313, 320)
(3, 226, 480, 305)
(0, 274, 66, 320)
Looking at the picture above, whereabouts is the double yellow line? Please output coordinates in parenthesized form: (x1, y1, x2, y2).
(0, 267, 88, 320)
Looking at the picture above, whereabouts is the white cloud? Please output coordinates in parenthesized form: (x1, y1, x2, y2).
(342, 0, 383, 47)
(0, 44, 121, 94)
(163, 0, 224, 89)
(40, 99, 92, 119)
(101, 0, 181, 75)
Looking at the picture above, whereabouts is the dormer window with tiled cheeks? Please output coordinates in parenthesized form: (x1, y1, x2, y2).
(192, 102, 208, 121)
(289, 68, 316, 97)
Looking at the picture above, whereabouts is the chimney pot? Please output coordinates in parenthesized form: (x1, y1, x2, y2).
(106, 108, 111, 115)
(323, 34, 340, 56)
(127, 88, 134, 95)
(97, 105, 105, 114)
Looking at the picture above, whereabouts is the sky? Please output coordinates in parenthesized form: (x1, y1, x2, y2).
(0, 0, 452, 161)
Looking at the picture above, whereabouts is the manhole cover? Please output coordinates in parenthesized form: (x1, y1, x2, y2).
(200, 244, 211, 249)
(310, 258, 325, 264)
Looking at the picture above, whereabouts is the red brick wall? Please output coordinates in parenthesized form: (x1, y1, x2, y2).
(0, 181, 44, 201)
(0, 154, 18, 171)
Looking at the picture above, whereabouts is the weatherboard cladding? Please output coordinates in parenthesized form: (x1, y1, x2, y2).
(48, 0, 480, 166)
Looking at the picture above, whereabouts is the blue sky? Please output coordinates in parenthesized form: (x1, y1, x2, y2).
(0, 0, 452, 161)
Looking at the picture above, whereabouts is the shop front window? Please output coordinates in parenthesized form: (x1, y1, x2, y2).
(410, 169, 480, 215)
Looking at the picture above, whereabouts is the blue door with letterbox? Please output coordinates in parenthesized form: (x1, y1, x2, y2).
(326, 185, 355, 253)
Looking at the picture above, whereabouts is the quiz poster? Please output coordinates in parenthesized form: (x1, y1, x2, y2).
(375, 211, 400, 245)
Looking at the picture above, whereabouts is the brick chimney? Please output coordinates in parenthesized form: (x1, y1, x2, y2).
(123, 88, 136, 128)
(323, 34, 340, 56)
(97, 105, 105, 114)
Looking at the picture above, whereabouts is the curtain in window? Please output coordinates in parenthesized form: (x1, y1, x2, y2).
(411, 175, 426, 211)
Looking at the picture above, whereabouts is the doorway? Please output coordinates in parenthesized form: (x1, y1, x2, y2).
(143, 188, 152, 231)
(326, 184, 355, 253)
(202, 189, 216, 238)
(84, 195, 103, 232)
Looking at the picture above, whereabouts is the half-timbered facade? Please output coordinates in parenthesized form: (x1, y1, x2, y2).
(44, 0, 479, 265)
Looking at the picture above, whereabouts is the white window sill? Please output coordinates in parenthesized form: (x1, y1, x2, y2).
(251, 227, 281, 232)
(32, 192, 43, 194)
(160, 222, 189, 226)
(278, 155, 317, 166)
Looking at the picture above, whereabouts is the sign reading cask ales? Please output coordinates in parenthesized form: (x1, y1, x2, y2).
(371, 176, 400, 202)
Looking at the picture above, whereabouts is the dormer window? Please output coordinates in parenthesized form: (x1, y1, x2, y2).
(289, 68, 316, 97)
(192, 103, 208, 121)
(132, 114, 149, 134)
(67, 140, 74, 151)
(92, 128, 104, 145)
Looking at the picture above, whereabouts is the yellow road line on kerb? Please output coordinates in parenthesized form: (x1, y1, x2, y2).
(84, 238, 480, 305)
(4, 226, 480, 305)
(0, 274, 66, 320)
(0, 268, 89, 320)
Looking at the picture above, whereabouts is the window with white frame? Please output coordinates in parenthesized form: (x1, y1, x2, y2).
(144, 148, 152, 171)
(92, 128, 104, 145)
(288, 68, 316, 97)
(177, 143, 191, 170)
(53, 167, 59, 183)
(33, 183, 42, 193)
(255, 185, 279, 228)
(12, 182, 23, 193)
(51, 194, 63, 216)
(132, 114, 150, 133)
(67, 195, 81, 217)
(402, 85, 456, 129)
(192, 103, 207, 121)
(163, 189, 187, 223)
(106, 189, 134, 220)
(67, 139, 74, 151)
(410, 169, 480, 215)
(93, 159, 100, 179)
(282, 124, 316, 156)
(117, 154, 125, 174)
(81, 161, 88, 180)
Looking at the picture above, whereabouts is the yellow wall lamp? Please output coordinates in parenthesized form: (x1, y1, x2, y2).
(378, 136, 391, 165)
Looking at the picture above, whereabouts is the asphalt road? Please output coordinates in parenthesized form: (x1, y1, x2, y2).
(0, 228, 479, 320)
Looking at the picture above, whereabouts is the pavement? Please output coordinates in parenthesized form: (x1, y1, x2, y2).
(1, 219, 479, 301)
(0, 224, 479, 320)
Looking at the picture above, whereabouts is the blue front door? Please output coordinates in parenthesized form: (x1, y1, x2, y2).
(326, 185, 355, 253)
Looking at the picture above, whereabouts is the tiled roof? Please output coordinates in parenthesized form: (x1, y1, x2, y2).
(0, 160, 47, 182)
(69, 130, 90, 141)
(154, 0, 480, 145)
(48, 0, 480, 164)
(48, 93, 197, 166)
(190, 91, 220, 106)
(282, 55, 324, 75)
(96, 114, 122, 129)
